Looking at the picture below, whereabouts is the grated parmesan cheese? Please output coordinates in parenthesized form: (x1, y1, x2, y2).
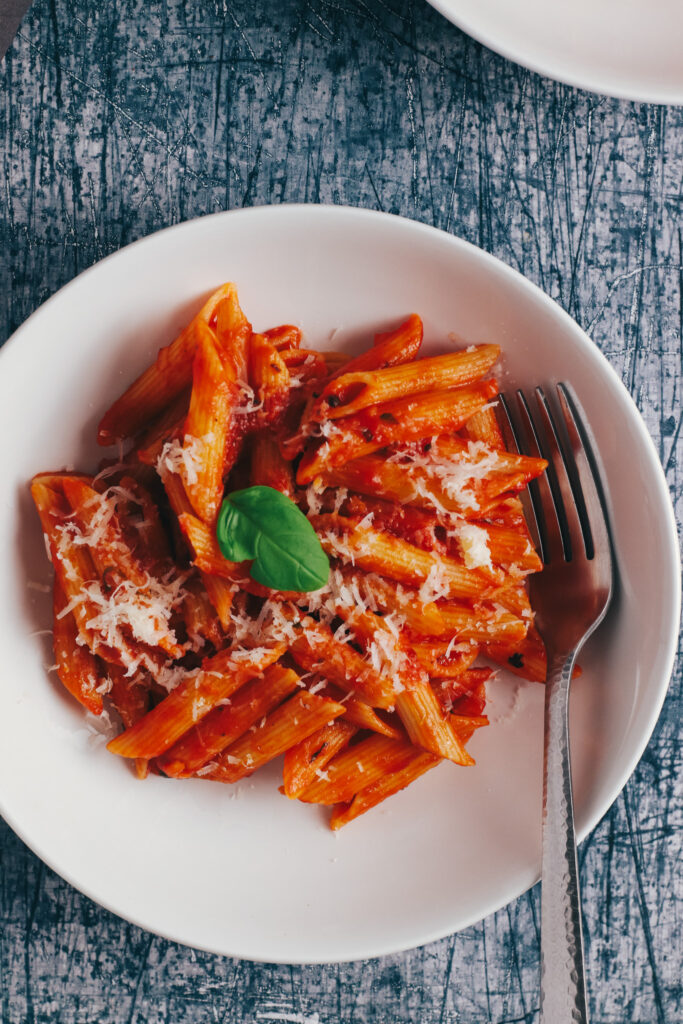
(389, 439, 505, 513)
(453, 522, 493, 571)
(418, 560, 451, 604)
(156, 434, 214, 487)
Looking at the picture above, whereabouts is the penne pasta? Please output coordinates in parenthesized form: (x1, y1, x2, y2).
(288, 617, 398, 710)
(248, 333, 290, 425)
(98, 284, 234, 444)
(52, 578, 104, 715)
(435, 602, 529, 644)
(250, 431, 294, 495)
(298, 734, 418, 805)
(182, 575, 225, 650)
(205, 691, 346, 783)
(263, 324, 302, 351)
(283, 719, 357, 799)
(199, 572, 235, 630)
(329, 749, 440, 830)
(329, 314, 423, 379)
(297, 381, 499, 483)
(465, 403, 506, 449)
(181, 322, 238, 524)
(313, 679, 404, 739)
(394, 681, 474, 765)
(309, 345, 500, 422)
(32, 286, 549, 830)
(107, 642, 286, 759)
(158, 664, 300, 777)
(135, 389, 190, 467)
(310, 514, 499, 599)
(177, 512, 245, 582)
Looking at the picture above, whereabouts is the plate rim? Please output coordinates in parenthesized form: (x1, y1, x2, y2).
(0, 203, 680, 963)
(426, 0, 683, 105)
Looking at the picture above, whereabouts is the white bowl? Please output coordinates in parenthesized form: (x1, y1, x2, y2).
(0, 206, 678, 963)
(427, 0, 683, 105)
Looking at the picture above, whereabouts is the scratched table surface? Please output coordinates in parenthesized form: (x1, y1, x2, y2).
(1, 1, 681, 1022)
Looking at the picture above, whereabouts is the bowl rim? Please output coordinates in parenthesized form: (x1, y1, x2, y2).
(1, 204, 680, 963)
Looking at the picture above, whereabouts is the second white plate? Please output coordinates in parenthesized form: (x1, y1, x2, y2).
(427, 0, 683, 104)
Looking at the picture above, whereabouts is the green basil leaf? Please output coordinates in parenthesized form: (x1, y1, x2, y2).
(216, 485, 330, 593)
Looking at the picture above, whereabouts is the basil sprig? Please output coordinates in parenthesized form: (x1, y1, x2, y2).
(216, 485, 330, 593)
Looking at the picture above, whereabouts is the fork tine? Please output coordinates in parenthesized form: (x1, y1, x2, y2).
(556, 384, 612, 576)
(533, 388, 587, 563)
(512, 390, 566, 565)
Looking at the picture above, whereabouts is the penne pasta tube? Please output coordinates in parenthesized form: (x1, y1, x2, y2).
(98, 284, 233, 444)
(483, 626, 548, 683)
(199, 572, 235, 630)
(250, 431, 294, 495)
(52, 578, 104, 715)
(263, 324, 302, 350)
(182, 322, 238, 524)
(464, 403, 505, 449)
(158, 664, 300, 777)
(177, 513, 245, 583)
(450, 714, 489, 745)
(328, 314, 423, 379)
(431, 670, 491, 715)
(310, 514, 498, 599)
(32, 480, 131, 665)
(288, 618, 398, 709)
(205, 691, 346, 783)
(298, 735, 418, 805)
(248, 333, 290, 425)
(107, 642, 286, 759)
(135, 389, 190, 467)
(410, 640, 480, 678)
(61, 477, 148, 588)
(322, 491, 540, 578)
(106, 664, 153, 778)
(115, 476, 171, 568)
(297, 381, 499, 484)
(214, 287, 251, 379)
(61, 477, 184, 660)
(182, 576, 225, 650)
(283, 719, 357, 799)
(309, 345, 501, 422)
(394, 681, 474, 765)
(319, 456, 463, 515)
(313, 679, 404, 739)
(436, 602, 528, 644)
(329, 749, 440, 830)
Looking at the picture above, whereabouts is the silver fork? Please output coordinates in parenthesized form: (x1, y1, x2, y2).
(500, 384, 613, 1024)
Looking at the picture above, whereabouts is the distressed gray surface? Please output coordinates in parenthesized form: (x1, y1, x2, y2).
(0, 1, 681, 1022)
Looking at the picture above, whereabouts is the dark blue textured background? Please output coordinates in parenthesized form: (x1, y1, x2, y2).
(1, 2, 681, 1021)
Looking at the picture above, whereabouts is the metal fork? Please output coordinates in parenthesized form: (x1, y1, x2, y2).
(500, 384, 613, 1024)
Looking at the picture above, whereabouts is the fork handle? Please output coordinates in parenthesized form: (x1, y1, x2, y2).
(540, 649, 589, 1024)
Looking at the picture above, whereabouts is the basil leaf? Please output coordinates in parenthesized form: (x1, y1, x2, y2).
(216, 486, 330, 593)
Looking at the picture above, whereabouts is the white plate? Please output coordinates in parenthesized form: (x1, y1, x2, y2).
(0, 206, 678, 963)
(427, 0, 683, 104)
